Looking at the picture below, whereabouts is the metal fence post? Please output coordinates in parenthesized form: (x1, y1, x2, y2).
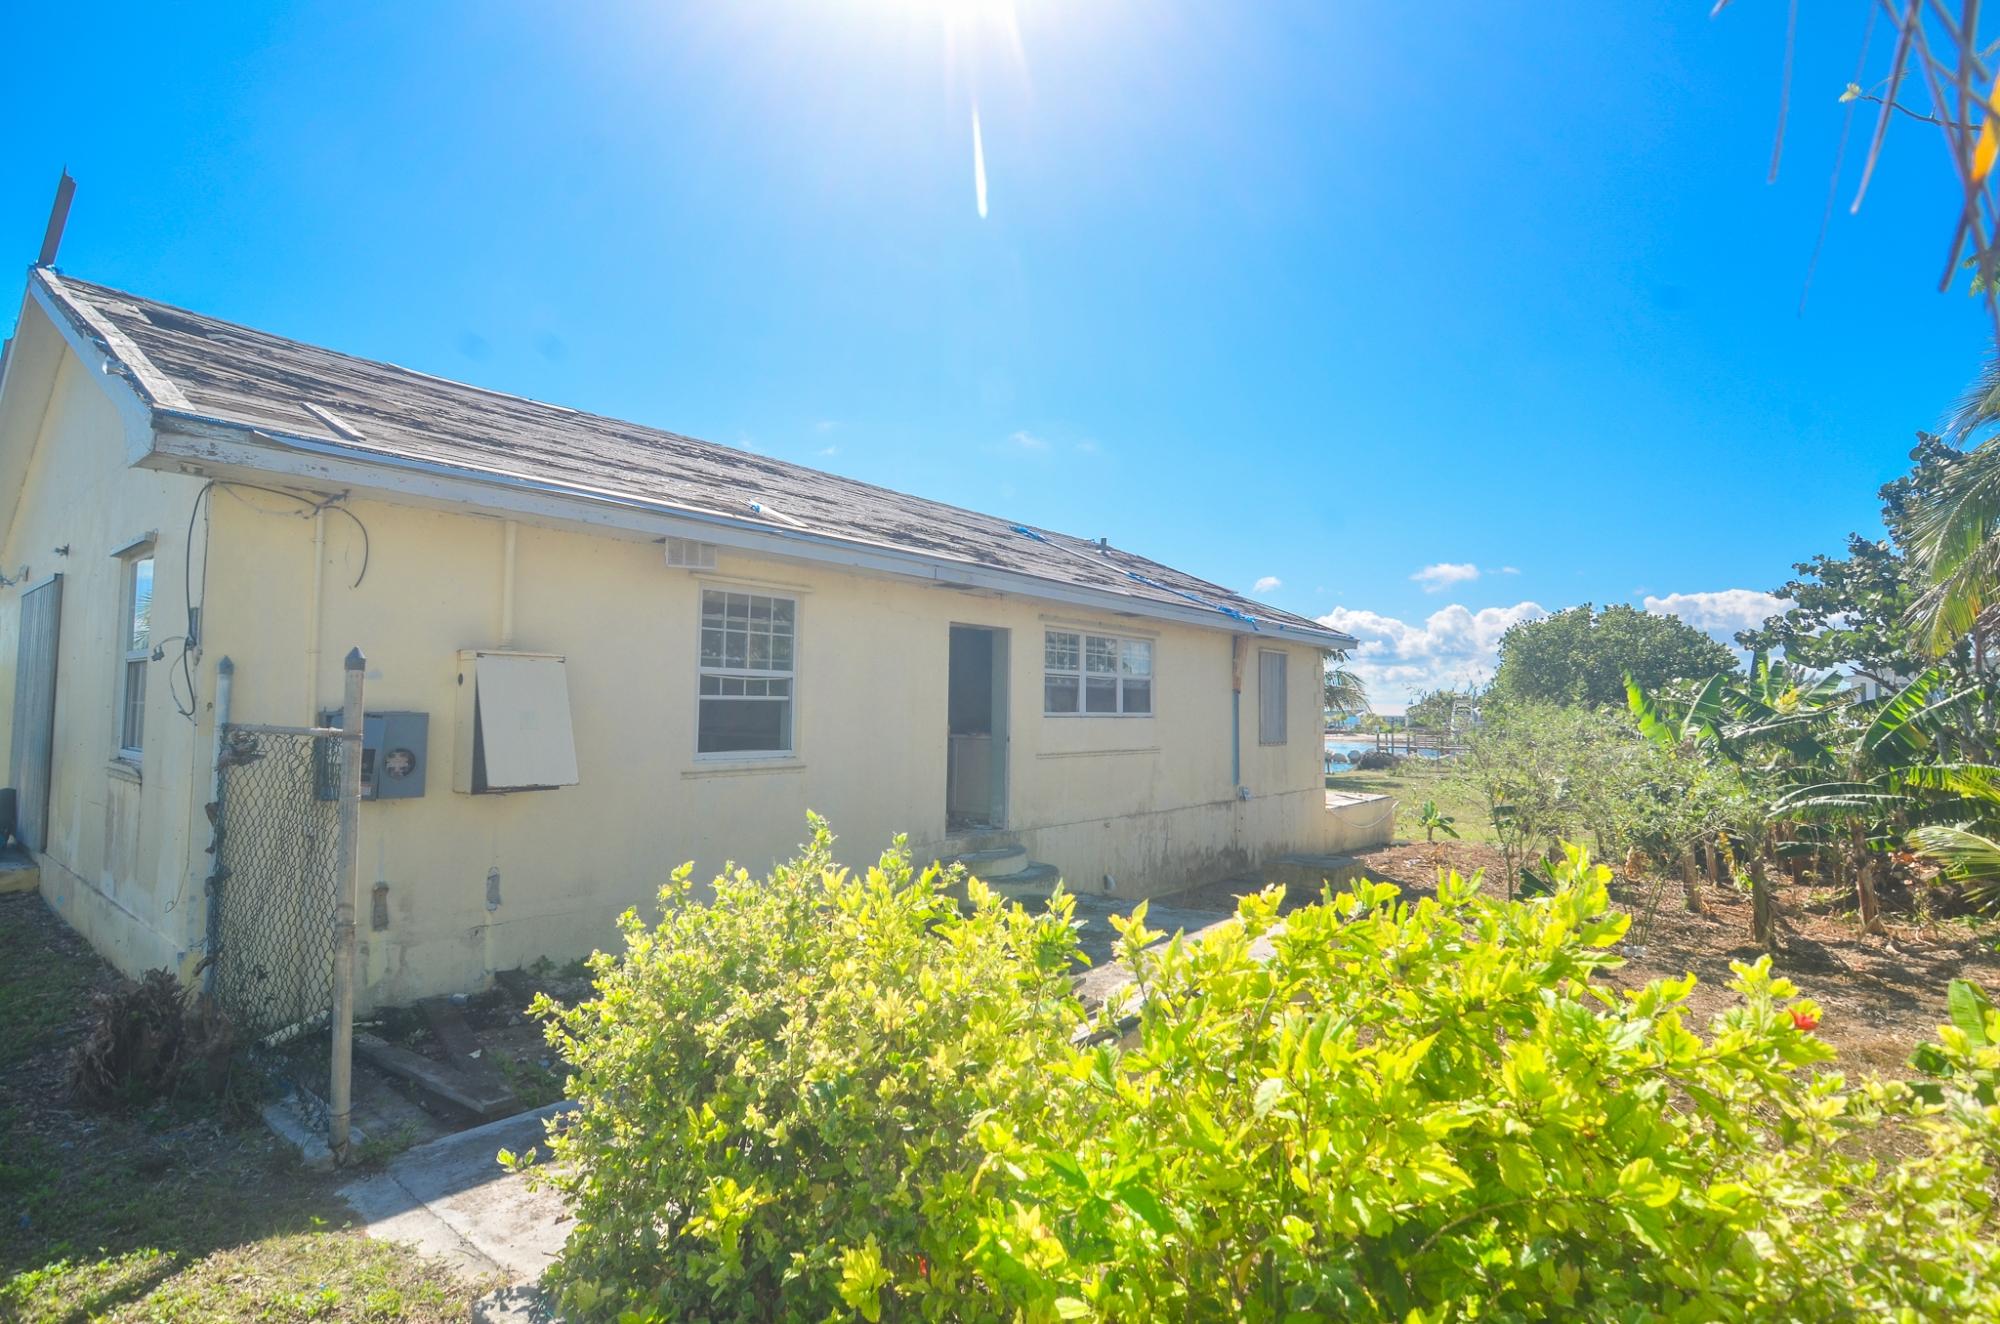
(328, 647, 365, 1161)
(201, 656, 234, 1000)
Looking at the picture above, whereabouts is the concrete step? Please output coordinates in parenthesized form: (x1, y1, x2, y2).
(355, 1032, 518, 1121)
(0, 845, 38, 895)
(987, 862, 1062, 901)
(1265, 853, 1365, 894)
(944, 828, 1021, 854)
(941, 844, 1030, 880)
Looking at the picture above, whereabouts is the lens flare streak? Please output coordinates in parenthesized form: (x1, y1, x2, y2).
(972, 104, 989, 219)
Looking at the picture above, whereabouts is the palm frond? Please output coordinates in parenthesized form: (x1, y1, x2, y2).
(1908, 823, 2000, 908)
(1945, 353, 2000, 444)
(1905, 427, 2000, 654)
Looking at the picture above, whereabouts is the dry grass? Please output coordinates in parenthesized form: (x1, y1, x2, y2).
(0, 892, 484, 1323)
(1328, 761, 1497, 844)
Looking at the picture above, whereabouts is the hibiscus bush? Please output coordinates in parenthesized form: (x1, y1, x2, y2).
(974, 849, 2000, 1321)
(528, 822, 2000, 1323)
(525, 817, 1085, 1322)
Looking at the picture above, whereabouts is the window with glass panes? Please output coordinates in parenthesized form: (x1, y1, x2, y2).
(118, 553, 153, 757)
(1043, 629, 1152, 715)
(697, 589, 796, 754)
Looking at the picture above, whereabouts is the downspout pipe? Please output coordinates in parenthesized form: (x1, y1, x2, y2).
(1232, 692, 1241, 787)
(499, 519, 518, 648)
(1231, 635, 1247, 789)
(305, 509, 326, 720)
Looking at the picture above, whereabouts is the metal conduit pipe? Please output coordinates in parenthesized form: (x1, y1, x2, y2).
(499, 519, 517, 648)
(305, 509, 325, 720)
(1231, 635, 1247, 788)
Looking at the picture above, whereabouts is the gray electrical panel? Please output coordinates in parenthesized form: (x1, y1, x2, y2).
(318, 710, 429, 800)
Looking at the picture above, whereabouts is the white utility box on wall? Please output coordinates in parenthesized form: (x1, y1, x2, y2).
(454, 650, 580, 793)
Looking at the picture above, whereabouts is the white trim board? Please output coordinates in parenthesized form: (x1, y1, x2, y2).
(142, 420, 1355, 649)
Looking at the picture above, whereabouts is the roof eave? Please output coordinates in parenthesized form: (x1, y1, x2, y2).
(146, 415, 1356, 649)
(31, 266, 1354, 649)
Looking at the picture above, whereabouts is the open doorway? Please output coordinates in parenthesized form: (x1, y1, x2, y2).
(946, 625, 1009, 833)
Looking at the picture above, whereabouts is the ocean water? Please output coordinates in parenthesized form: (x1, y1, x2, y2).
(1323, 735, 1444, 772)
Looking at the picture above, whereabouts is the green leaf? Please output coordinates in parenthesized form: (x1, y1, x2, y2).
(1949, 979, 1996, 1047)
(1116, 1181, 1176, 1237)
(1253, 1076, 1287, 1118)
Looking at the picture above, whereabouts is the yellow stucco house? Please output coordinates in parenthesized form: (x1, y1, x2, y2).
(0, 266, 1389, 1006)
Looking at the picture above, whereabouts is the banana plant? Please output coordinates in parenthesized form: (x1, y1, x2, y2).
(1626, 655, 1849, 946)
(1776, 666, 2000, 913)
(1415, 798, 1459, 845)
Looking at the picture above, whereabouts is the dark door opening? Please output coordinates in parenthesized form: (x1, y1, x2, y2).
(9, 574, 62, 853)
(946, 625, 1009, 833)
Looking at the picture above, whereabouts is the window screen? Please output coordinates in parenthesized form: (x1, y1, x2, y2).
(1258, 648, 1288, 745)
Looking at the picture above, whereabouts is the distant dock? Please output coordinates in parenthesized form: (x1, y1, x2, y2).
(1325, 728, 1470, 760)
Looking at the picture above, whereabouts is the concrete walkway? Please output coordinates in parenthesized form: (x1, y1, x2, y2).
(340, 1100, 573, 1300)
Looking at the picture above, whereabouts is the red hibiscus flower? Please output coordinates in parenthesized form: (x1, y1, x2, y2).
(1790, 1008, 1820, 1033)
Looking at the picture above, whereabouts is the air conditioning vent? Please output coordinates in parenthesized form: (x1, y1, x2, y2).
(664, 537, 717, 569)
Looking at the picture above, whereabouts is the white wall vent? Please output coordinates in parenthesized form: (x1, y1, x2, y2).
(664, 537, 718, 570)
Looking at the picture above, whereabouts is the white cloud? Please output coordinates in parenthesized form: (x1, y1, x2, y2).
(817, 445, 840, 457)
(1252, 575, 1282, 594)
(1317, 601, 1547, 711)
(1641, 589, 1790, 646)
(1497, 565, 1521, 575)
(1411, 562, 1483, 592)
(1006, 430, 1048, 452)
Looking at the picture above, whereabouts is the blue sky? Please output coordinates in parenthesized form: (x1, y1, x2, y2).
(1, 1, 1988, 709)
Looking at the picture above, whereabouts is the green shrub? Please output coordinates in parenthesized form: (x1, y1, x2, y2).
(975, 847, 2000, 1322)
(526, 817, 1084, 1322)
(532, 822, 2000, 1323)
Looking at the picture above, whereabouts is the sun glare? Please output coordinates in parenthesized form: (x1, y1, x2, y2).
(972, 105, 990, 219)
(858, 0, 1025, 218)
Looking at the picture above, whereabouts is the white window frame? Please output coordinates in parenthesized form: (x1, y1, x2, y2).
(1043, 629, 1154, 718)
(695, 586, 799, 758)
(115, 547, 155, 762)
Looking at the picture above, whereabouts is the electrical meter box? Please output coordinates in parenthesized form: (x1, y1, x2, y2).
(317, 710, 429, 800)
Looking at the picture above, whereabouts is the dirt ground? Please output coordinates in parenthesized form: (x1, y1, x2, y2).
(1184, 838, 2000, 1082)
(0, 892, 479, 1322)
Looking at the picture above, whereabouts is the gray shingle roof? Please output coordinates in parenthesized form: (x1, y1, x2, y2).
(36, 270, 1349, 646)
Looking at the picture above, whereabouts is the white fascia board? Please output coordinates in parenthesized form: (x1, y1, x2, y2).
(145, 417, 1356, 649)
(24, 275, 164, 467)
(32, 271, 192, 410)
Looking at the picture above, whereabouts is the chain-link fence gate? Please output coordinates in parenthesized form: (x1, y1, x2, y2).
(203, 650, 365, 1157)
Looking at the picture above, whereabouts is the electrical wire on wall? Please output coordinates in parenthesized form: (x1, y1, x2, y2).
(168, 480, 371, 722)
